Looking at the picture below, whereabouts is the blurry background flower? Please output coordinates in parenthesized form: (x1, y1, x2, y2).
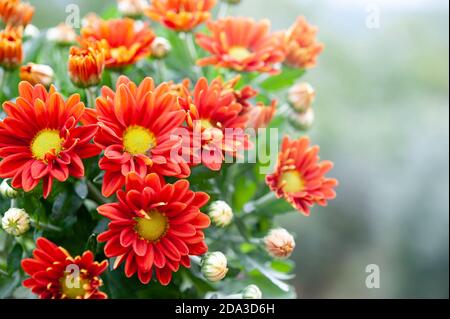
(19, 62, 54, 86)
(145, 0, 216, 32)
(118, 0, 149, 18)
(0, 26, 23, 69)
(46, 23, 76, 45)
(0, 0, 34, 27)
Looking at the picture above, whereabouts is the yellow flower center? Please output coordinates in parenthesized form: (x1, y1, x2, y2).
(60, 275, 90, 299)
(200, 119, 215, 129)
(135, 210, 169, 242)
(30, 129, 63, 160)
(229, 46, 252, 61)
(123, 125, 156, 155)
(280, 170, 305, 194)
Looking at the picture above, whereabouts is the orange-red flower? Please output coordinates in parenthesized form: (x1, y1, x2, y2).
(21, 238, 108, 299)
(0, 26, 23, 69)
(0, 82, 101, 198)
(283, 17, 324, 69)
(95, 76, 190, 197)
(97, 172, 210, 285)
(19, 63, 54, 87)
(145, 0, 216, 32)
(68, 42, 105, 88)
(0, 0, 34, 27)
(80, 16, 155, 68)
(196, 17, 285, 74)
(266, 136, 338, 215)
(179, 77, 251, 171)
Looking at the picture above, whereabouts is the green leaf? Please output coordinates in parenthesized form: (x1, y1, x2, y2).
(259, 68, 305, 92)
(74, 180, 88, 199)
(7, 244, 23, 275)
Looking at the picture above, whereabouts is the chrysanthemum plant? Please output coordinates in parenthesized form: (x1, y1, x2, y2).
(0, 0, 337, 299)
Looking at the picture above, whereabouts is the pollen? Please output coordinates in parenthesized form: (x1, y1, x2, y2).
(59, 275, 90, 299)
(279, 170, 305, 194)
(123, 125, 156, 155)
(228, 46, 252, 61)
(30, 129, 63, 161)
(135, 210, 169, 242)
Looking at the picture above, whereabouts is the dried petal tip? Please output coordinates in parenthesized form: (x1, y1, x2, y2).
(288, 82, 315, 113)
(2, 208, 30, 236)
(264, 228, 296, 259)
(209, 201, 233, 227)
(0, 179, 19, 199)
(201, 252, 229, 282)
(242, 284, 262, 299)
(151, 37, 171, 59)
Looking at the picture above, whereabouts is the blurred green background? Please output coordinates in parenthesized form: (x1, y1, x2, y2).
(27, 0, 449, 298)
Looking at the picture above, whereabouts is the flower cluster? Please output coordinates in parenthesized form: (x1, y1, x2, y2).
(0, 0, 338, 299)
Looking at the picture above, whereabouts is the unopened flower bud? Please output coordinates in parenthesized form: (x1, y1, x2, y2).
(289, 107, 315, 131)
(47, 23, 76, 45)
(68, 43, 105, 88)
(2, 208, 30, 236)
(20, 63, 54, 87)
(118, 0, 149, 18)
(0, 27, 23, 69)
(242, 284, 262, 299)
(264, 228, 295, 259)
(0, 180, 18, 199)
(288, 82, 315, 113)
(151, 37, 171, 59)
(201, 252, 228, 282)
(209, 201, 233, 227)
(24, 24, 39, 39)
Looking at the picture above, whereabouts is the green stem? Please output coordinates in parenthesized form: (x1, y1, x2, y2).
(242, 192, 277, 215)
(155, 59, 167, 83)
(85, 87, 97, 109)
(217, 1, 230, 19)
(0, 67, 10, 99)
(190, 255, 202, 266)
(10, 198, 17, 208)
(0, 268, 8, 276)
(31, 219, 62, 232)
(181, 32, 202, 79)
(87, 180, 109, 205)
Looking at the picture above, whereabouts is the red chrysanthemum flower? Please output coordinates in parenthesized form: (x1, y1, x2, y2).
(95, 76, 190, 197)
(266, 136, 338, 215)
(283, 17, 324, 69)
(145, 0, 216, 32)
(80, 16, 155, 68)
(21, 238, 108, 299)
(0, 0, 34, 27)
(196, 17, 285, 74)
(178, 77, 252, 171)
(0, 82, 101, 198)
(97, 172, 210, 285)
